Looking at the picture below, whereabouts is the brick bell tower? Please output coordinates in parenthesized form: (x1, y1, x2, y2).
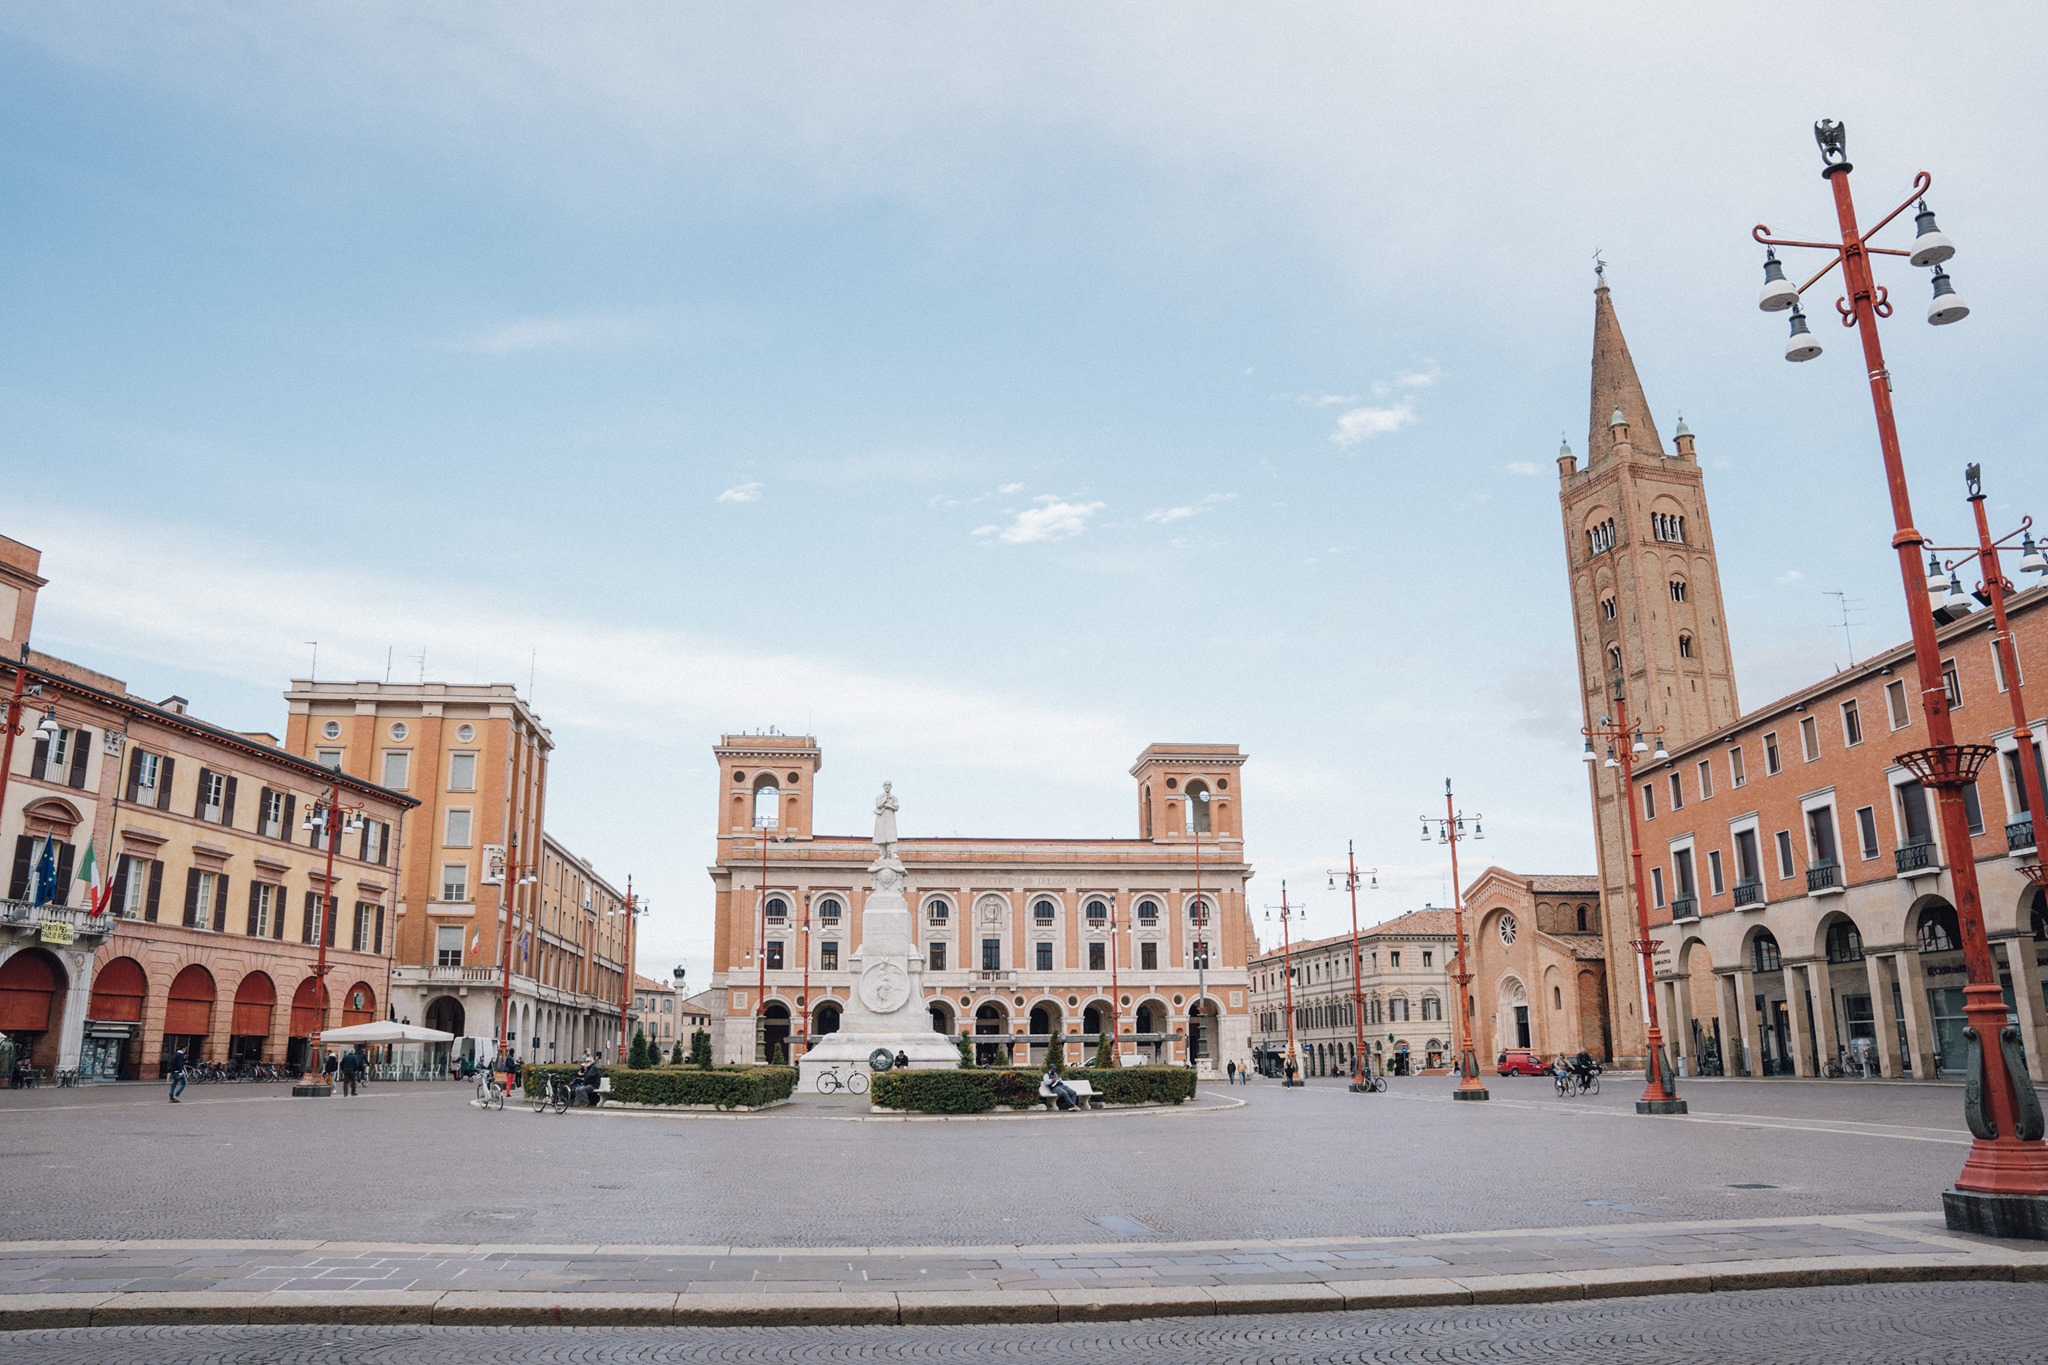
(1556, 271, 1740, 1064)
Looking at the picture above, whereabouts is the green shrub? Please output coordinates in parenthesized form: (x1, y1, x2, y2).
(871, 1066, 1195, 1113)
(520, 1063, 796, 1109)
(629, 1028, 651, 1069)
(1092, 1033, 1113, 1069)
(1045, 1034, 1066, 1075)
(772, 1041, 787, 1065)
(669, 1040, 684, 1065)
(689, 1028, 713, 1068)
(956, 1032, 974, 1069)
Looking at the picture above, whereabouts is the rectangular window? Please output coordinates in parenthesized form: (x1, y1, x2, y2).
(435, 924, 465, 967)
(764, 941, 783, 970)
(1730, 746, 1747, 787)
(353, 901, 380, 953)
(1650, 866, 1666, 908)
(1857, 805, 1880, 859)
(448, 752, 478, 791)
(1673, 848, 1696, 897)
(198, 769, 226, 822)
(361, 821, 387, 865)
(929, 942, 946, 972)
(1842, 699, 1863, 747)
(186, 870, 217, 930)
(1422, 950, 1433, 967)
(1963, 780, 1985, 836)
(130, 750, 162, 806)
(1669, 772, 1684, 811)
(1734, 828, 1761, 884)
(1390, 950, 1402, 969)
(117, 855, 150, 917)
(1800, 716, 1820, 762)
(1775, 830, 1796, 879)
(1898, 781, 1934, 847)
(444, 808, 473, 847)
(982, 938, 1001, 971)
(1943, 658, 1963, 709)
(1807, 805, 1838, 866)
(249, 883, 275, 937)
(1641, 783, 1656, 820)
(1887, 678, 1911, 729)
(1140, 941, 1158, 970)
(1087, 941, 1106, 971)
(440, 862, 469, 902)
(1708, 849, 1725, 895)
(820, 941, 839, 971)
(316, 748, 343, 770)
(1993, 637, 2022, 691)
(260, 789, 287, 840)
(381, 750, 411, 789)
(1036, 941, 1054, 971)
(1697, 760, 1714, 800)
(1764, 732, 1782, 775)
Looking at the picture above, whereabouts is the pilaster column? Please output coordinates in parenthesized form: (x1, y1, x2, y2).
(1866, 952, 1903, 1079)
(1893, 948, 1937, 1079)
(1724, 968, 1761, 1078)
(1809, 956, 1842, 1074)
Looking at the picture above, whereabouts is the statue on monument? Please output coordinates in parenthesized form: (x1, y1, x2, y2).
(874, 781, 899, 854)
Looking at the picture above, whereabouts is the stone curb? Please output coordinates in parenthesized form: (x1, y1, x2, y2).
(2, 1255, 2039, 1331)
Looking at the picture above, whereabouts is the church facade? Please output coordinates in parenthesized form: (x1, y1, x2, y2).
(705, 735, 1255, 1072)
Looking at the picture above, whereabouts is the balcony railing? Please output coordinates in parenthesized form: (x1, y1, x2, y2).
(0, 900, 121, 939)
(1733, 880, 1765, 908)
(1670, 894, 1698, 921)
(1806, 862, 1843, 894)
(1895, 842, 1938, 875)
(393, 964, 503, 986)
(2009, 818, 2037, 853)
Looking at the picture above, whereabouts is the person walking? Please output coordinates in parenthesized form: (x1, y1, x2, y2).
(166, 1046, 189, 1103)
(339, 1047, 365, 1097)
(1226, 1059, 1237, 1086)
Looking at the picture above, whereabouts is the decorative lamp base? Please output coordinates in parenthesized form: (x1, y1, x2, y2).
(1452, 1087, 1490, 1102)
(1944, 1187, 2048, 1241)
(291, 1083, 333, 1098)
(1636, 1098, 1689, 1115)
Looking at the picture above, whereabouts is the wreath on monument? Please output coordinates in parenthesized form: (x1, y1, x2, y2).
(869, 1048, 897, 1072)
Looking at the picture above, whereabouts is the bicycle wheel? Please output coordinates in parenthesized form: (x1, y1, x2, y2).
(528, 1082, 547, 1113)
(816, 1071, 838, 1093)
(550, 1085, 568, 1115)
(1587, 1074, 1600, 1095)
(848, 1072, 870, 1095)
(490, 1085, 506, 1111)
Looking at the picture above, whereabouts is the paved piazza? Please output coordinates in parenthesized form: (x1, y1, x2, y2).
(0, 1075, 1979, 1245)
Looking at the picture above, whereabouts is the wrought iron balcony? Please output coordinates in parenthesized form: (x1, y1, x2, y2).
(2009, 817, 2036, 853)
(1806, 862, 1843, 894)
(1895, 842, 1939, 875)
(1669, 894, 1699, 921)
(1733, 880, 1765, 908)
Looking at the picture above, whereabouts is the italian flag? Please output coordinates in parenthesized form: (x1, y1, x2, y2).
(78, 839, 110, 915)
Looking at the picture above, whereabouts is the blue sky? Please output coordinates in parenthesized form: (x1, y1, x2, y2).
(4, 6, 2044, 984)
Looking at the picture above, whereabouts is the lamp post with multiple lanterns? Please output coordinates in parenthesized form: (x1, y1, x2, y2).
(1421, 782, 1488, 1101)
(1265, 882, 1302, 1083)
(1751, 119, 2048, 1236)
(1328, 843, 1378, 1092)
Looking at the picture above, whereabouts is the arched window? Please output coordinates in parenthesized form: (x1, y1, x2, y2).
(1084, 898, 1108, 926)
(1185, 780, 1212, 834)
(815, 896, 842, 924)
(1186, 897, 1208, 926)
(1553, 985, 1564, 1009)
(1669, 579, 1688, 603)
(1137, 898, 1160, 925)
(1033, 898, 1057, 925)
(925, 897, 950, 924)
(1608, 645, 1623, 675)
(1576, 905, 1589, 932)
(751, 774, 780, 829)
(764, 896, 789, 922)
(1678, 633, 1694, 659)
(1825, 919, 1864, 963)
(1600, 596, 1617, 621)
(1917, 904, 1961, 954)
(1752, 931, 1782, 973)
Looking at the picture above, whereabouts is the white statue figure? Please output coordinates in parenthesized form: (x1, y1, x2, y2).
(873, 781, 899, 853)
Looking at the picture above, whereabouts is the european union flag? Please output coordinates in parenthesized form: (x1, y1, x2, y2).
(31, 837, 59, 907)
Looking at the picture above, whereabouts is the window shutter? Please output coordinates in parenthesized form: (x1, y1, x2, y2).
(183, 869, 201, 927)
(302, 891, 316, 944)
(379, 822, 391, 866)
(222, 776, 237, 828)
(125, 750, 143, 802)
(157, 756, 175, 810)
(53, 843, 75, 906)
(246, 881, 262, 936)
(194, 768, 212, 818)
(324, 895, 336, 947)
(109, 856, 131, 915)
(212, 875, 230, 932)
(375, 906, 386, 955)
(8, 835, 32, 899)
(145, 860, 163, 920)
(282, 794, 297, 842)
(274, 885, 287, 939)
(69, 731, 90, 788)
(29, 736, 47, 782)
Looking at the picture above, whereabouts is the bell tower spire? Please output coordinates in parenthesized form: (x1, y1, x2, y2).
(1588, 270, 1664, 461)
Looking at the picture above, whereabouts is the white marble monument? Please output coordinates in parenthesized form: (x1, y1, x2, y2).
(795, 783, 959, 1092)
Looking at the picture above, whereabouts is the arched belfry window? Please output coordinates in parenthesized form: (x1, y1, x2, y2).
(1185, 780, 1212, 834)
(1669, 579, 1689, 603)
(751, 773, 780, 829)
(1678, 632, 1694, 659)
(1600, 597, 1618, 621)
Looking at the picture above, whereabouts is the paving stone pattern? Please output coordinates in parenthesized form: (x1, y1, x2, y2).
(4, 1282, 2046, 1364)
(0, 1075, 1974, 1247)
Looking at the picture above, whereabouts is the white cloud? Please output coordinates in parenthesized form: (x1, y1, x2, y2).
(1505, 461, 1540, 476)
(1396, 364, 1442, 388)
(998, 482, 1025, 494)
(1330, 400, 1417, 447)
(1145, 505, 1196, 524)
(463, 314, 643, 355)
(1777, 569, 1805, 585)
(716, 482, 762, 504)
(977, 496, 1106, 544)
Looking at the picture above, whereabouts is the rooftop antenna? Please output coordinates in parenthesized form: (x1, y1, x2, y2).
(304, 642, 318, 683)
(413, 649, 427, 684)
(384, 647, 393, 684)
(1592, 248, 1606, 284)
(1824, 589, 1864, 666)
(528, 649, 537, 705)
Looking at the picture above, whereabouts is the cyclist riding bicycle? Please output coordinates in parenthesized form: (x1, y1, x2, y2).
(1571, 1049, 1599, 1089)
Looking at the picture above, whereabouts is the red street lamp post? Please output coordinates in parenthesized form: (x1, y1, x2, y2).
(1582, 682, 1687, 1114)
(492, 837, 538, 1068)
(612, 879, 648, 1064)
(1328, 843, 1378, 1092)
(1422, 780, 1488, 1101)
(1929, 467, 2048, 885)
(1752, 120, 2048, 1236)
(1266, 882, 1302, 1084)
(303, 782, 365, 1093)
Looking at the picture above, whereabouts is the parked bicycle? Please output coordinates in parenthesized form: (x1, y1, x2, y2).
(815, 1063, 869, 1095)
(476, 1072, 506, 1111)
(529, 1074, 572, 1114)
(1356, 1071, 1387, 1093)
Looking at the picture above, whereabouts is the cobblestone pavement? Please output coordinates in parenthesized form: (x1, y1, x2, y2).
(0, 1074, 1975, 1246)
(4, 1282, 2045, 1363)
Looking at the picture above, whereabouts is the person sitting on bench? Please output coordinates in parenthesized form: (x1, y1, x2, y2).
(1042, 1064, 1080, 1111)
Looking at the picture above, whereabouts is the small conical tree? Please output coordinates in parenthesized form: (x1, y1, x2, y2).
(689, 1028, 713, 1068)
(772, 1040, 787, 1065)
(957, 1032, 974, 1069)
(1093, 1031, 1113, 1070)
(669, 1039, 684, 1065)
(629, 1027, 651, 1069)
(1045, 1033, 1065, 1076)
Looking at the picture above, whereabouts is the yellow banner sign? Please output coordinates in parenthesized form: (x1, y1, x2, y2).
(40, 921, 76, 946)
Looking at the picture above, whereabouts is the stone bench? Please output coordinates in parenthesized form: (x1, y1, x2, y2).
(1038, 1078, 1101, 1110)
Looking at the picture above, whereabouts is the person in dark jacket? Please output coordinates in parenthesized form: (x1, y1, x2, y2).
(167, 1047, 189, 1103)
(339, 1047, 366, 1097)
(574, 1058, 603, 1107)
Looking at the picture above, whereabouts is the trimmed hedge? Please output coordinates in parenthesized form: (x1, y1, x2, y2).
(870, 1066, 1197, 1114)
(522, 1064, 796, 1110)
